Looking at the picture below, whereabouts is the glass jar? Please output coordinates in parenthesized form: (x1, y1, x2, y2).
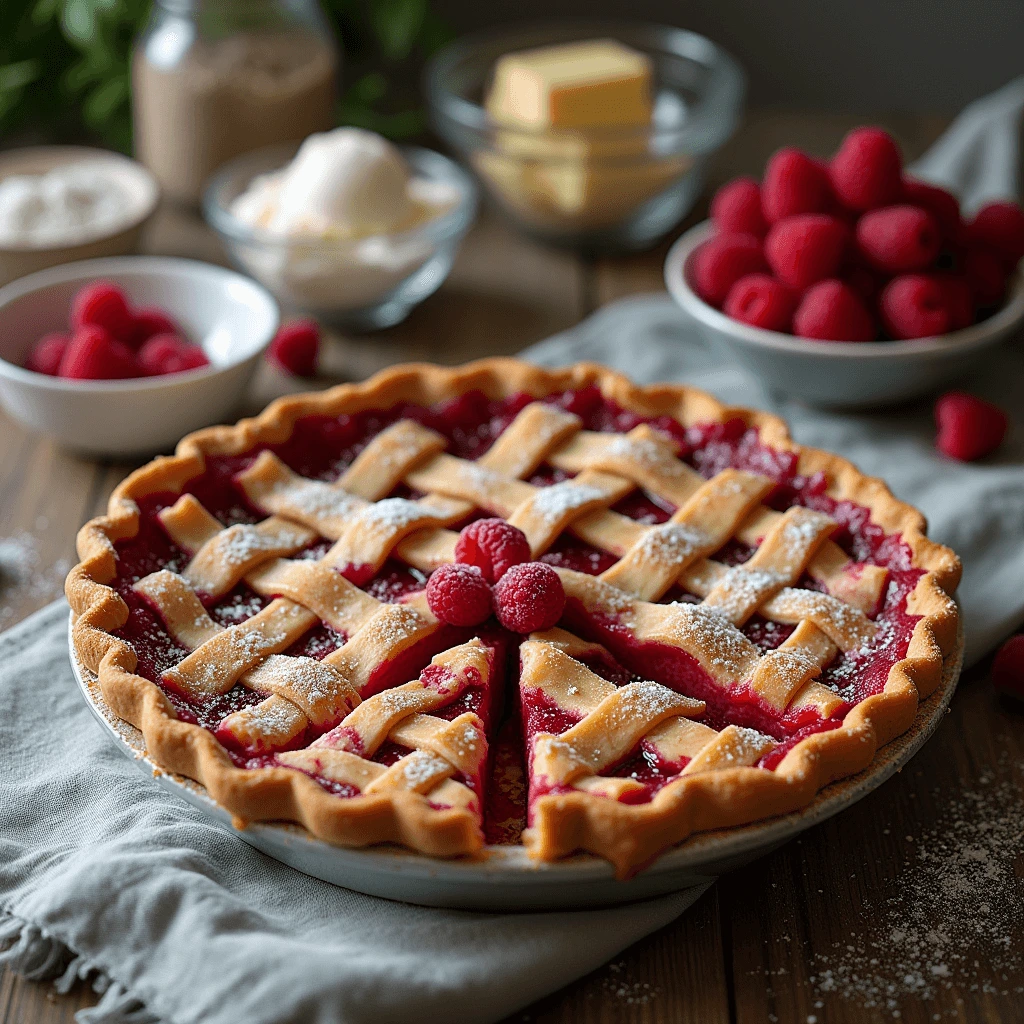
(133, 0, 339, 206)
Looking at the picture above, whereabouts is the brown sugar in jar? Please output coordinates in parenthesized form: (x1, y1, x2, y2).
(133, 0, 338, 206)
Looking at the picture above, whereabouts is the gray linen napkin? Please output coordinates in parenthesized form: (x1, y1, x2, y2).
(0, 601, 704, 1024)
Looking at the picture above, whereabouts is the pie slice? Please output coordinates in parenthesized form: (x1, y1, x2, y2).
(68, 359, 961, 876)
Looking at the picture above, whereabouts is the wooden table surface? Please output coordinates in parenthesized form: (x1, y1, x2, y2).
(2, 112, 1022, 1024)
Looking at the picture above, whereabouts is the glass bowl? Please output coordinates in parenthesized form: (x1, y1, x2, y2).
(425, 20, 744, 253)
(204, 144, 477, 331)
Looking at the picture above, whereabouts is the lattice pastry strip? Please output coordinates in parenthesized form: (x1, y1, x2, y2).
(548, 424, 888, 614)
(555, 568, 851, 718)
(279, 641, 491, 811)
(520, 640, 776, 801)
(701, 506, 838, 624)
(158, 495, 315, 600)
(599, 468, 775, 600)
(137, 486, 444, 751)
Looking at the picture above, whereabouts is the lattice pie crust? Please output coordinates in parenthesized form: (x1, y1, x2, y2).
(67, 360, 961, 877)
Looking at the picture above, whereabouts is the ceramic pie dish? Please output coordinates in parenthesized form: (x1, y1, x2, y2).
(67, 358, 961, 883)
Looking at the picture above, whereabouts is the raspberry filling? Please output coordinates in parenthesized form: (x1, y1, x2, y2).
(108, 386, 924, 832)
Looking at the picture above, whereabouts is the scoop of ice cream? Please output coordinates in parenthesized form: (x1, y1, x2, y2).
(268, 128, 415, 237)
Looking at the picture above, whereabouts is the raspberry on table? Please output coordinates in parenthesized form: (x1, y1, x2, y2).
(965, 201, 1024, 268)
(963, 246, 1007, 306)
(492, 561, 566, 633)
(793, 279, 875, 341)
(454, 518, 532, 583)
(765, 214, 849, 289)
(723, 274, 797, 332)
(425, 563, 494, 627)
(829, 127, 903, 211)
(70, 281, 134, 342)
(689, 233, 767, 308)
(710, 177, 768, 237)
(139, 334, 210, 376)
(24, 333, 70, 375)
(934, 391, 1008, 461)
(761, 148, 833, 223)
(58, 325, 140, 380)
(992, 634, 1024, 703)
(269, 319, 320, 377)
(855, 205, 942, 274)
(901, 177, 962, 240)
(879, 274, 950, 339)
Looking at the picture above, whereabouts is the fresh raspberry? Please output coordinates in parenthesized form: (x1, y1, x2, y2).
(689, 233, 766, 308)
(965, 201, 1024, 268)
(901, 177, 962, 240)
(723, 274, 797, 332)
(70, 281, 134, 342)
(843, 265, 883, 305)
(793, 280, 875, 341)
(934, 391, 1007, 461)
(268, 319, 320, 376)
(58, 325, 139, 380)
(138, 334, 210, 376)
(765, 214, 849, 289)
(992, 634, 1024, 702)
(855, 205, 942, 273)
(129, 306, 180, 349)
(933, 273, 974, 331)
(710, 177, 767, 237)
(879, 274, 950, 339)
(454, 518, 532, 583)
(963, 246, 1007, 307)
(761, 148, 833, 223)
(829, 127, 902, 211)
(492, 562, 565, 633)
(24, 333, 70, 375)
(425, 563, 493, 627)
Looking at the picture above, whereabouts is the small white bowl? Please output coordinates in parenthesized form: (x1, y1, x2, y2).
(0, 147, 160, 287)
(664, 220, 1024, 408)
(0, 256, 279, 456)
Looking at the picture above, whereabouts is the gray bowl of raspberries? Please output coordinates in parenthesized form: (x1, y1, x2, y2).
(665, 126, 1024, 409)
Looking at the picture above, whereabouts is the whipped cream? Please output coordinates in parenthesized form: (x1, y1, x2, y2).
(0, 163, 140, 248)
(227, 128, 460, 311)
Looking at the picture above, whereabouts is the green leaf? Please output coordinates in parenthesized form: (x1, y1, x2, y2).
(62, 0, 98, 46)
(0, 59, 41, 92)
(30, 0, 62, 28)
(82, 72, 127, 124)
(351, 71, 387, 103)
(370, 0, 426, 61)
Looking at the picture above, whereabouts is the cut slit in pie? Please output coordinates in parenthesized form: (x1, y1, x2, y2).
(67, 359, 961, 877)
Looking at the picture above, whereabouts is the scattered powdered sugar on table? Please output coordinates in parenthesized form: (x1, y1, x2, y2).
(766, 749, 1024, 1018)
(0, 527, 70, 623)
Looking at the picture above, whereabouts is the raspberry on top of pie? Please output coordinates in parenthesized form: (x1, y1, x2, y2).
(68, 360, 960, 877)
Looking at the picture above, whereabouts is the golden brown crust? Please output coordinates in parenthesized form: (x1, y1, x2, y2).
(67, 357, 961, 874)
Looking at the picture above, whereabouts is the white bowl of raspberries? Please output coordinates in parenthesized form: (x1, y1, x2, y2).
(0, 256, 279, 456)
(665, 127, 1024, 408)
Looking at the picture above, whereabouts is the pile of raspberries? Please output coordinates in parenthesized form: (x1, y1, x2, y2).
(691, 127, 1024, 341)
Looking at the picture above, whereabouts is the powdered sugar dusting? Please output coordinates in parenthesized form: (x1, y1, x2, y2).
(758, 751, 1024, 1018)
(639, 523, 707, 565)
(530, 482, 608, 523)
(0, 529, 70, 623)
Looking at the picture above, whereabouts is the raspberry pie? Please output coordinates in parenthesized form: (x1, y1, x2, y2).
(68, 360, 960, 877)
